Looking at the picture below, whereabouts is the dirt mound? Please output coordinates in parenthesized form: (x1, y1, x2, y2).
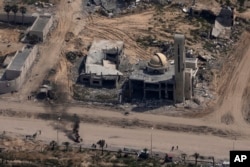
(221, 113, 234, 125)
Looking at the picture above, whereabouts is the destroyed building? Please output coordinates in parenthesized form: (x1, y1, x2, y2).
(79, 40, 124, 88)
(211, 7, 234, 39)
(128, 34, 198, 103)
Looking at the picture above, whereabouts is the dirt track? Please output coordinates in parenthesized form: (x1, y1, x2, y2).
(204, 32, 250, 132)
(18, 0, 81, 99)
(1, 0, 250, 161)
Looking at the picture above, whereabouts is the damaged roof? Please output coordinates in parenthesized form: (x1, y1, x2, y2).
(212, 20, 231, 39)
(85, 39, 124, 76)
(130, 61, 175, 83)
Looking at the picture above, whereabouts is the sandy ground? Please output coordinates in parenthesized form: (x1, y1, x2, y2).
(1, 0, 250, 163)
(18, 0, 85, 99)
(0, 116, 248, 160)
(0, 28, 24, 56)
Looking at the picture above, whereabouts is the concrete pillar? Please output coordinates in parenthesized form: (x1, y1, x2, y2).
(129, 80, 132, 98)
(174, 34, 186, 103)
(185, 69, 192, 100)
(143, 82, 146, 100)
(159, 83, 161, 99)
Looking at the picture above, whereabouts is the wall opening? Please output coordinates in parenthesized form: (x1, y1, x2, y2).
(145, 90, 159, 100)
(102, 79, 116, 88)
(131, 80, 144, 99)
(145, 83, 159, 89)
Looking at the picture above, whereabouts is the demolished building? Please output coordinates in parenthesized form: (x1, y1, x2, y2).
(128, 34, 198, 103)
(211, 7, 234, 39)
(79, 40, 124, 88)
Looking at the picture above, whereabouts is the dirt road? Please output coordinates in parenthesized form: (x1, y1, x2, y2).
(1, 31, 250, 160)
(1, 0, 250, 162)
(204, 32, 250, 132)
(0, 116, 248, 160)
(18, 0, 83, 99)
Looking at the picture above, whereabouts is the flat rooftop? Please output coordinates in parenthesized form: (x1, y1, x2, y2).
(7, 46, 34, 71)
(85, 39, 124, 76)
(130, 61, 175, 83)
(186, 57, 198, 62)
(86, 39, 124, 65)
(86, 64, 122, 75)
(30, 16, 51, 32)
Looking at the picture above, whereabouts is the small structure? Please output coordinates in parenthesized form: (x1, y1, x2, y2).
(79, 39, 124, 88)
(243, 0, 250, 8)
(211, 7, 234, 39)
(128, 34, 198, 103)
(0, 45, 38, 94)
(28, 14, 53, 42)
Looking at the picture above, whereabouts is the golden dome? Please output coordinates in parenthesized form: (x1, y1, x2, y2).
(148, 53, 167, 68)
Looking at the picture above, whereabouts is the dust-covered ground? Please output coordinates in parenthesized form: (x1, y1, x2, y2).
(1, 0, 250, 165)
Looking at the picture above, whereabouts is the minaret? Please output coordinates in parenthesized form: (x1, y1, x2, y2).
(174, 34, 186, 103)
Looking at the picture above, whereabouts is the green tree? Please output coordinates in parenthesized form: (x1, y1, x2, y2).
(19, 6, 27, 25)
(117, 149, 122, 158)
(238, 0, 246, 7)
(49, 140, 57, 151)
(97, 139, 105, 155)
(11, 4, 19, 24)
(181, 153, 187, 164)
(63, 141, 70, 151)
(4, 5, 11, 23)
(208, 156, 215, 167)
(192, 152, 200, 166)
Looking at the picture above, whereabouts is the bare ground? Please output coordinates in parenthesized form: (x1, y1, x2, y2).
(1, 0, 250, 162)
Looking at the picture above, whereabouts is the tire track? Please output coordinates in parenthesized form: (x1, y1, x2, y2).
(85, 23, 151, 60)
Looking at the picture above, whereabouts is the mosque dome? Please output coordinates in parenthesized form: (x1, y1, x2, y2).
(148, 53, 168, 68)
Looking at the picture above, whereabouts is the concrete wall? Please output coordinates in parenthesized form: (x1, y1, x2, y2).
(5, 70, 21, 80)
(42, 15, 53, 41)
(174, 34, 186, 103)
(147, 66, 166, 74)
(0, 45, 38, 94)
(185, 69, 192, 100)
(0, 75, 20, 94)
(186, 58, 198, 70)
(0, 13, 36, 24)
(90, 78, 102, 87)
(18, 45, 38, 87)
(28, 30, 43, 41)
(29, 15, 53, 42)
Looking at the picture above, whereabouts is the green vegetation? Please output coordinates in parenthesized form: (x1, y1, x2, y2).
(22, 0, 50, 4)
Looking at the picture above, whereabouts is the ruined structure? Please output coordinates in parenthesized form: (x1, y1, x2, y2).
(0, 45, 38, 94)
(79, 40, 124, 88)
(128, 34, 198, 103)
(211, 7, 234, 39)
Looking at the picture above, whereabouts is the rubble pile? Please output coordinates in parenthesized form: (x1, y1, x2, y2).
(65, 32, 74, 42)
(65, 51, 83, 63)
